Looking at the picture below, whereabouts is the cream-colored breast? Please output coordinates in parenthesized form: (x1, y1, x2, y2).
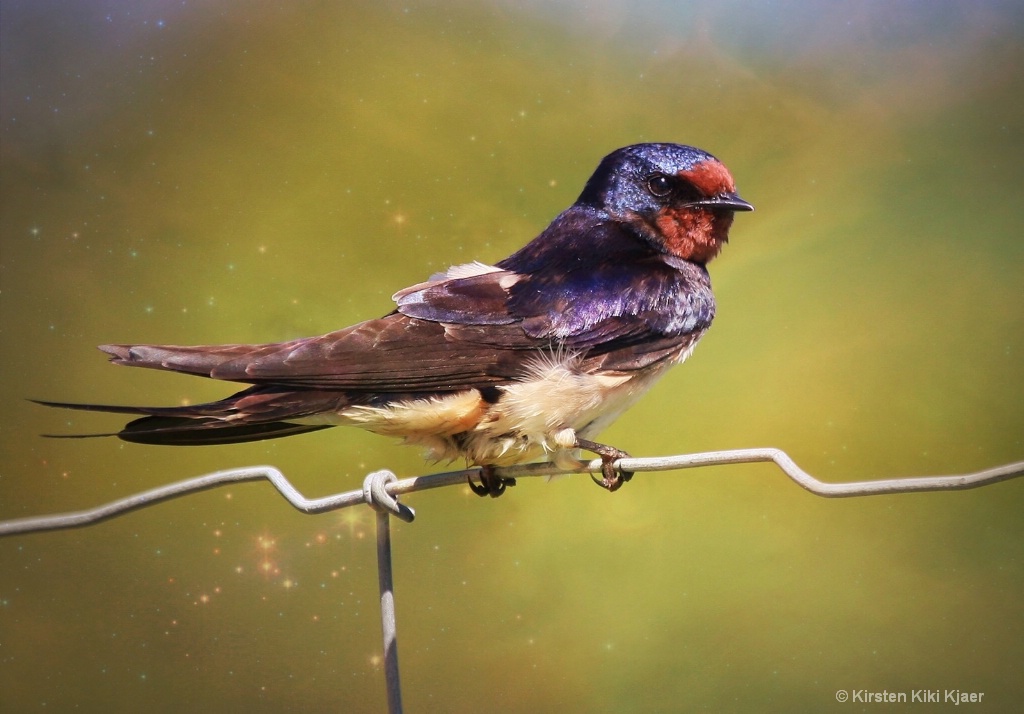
(324, 339, 701, 466)
(460, 346, 690, 465)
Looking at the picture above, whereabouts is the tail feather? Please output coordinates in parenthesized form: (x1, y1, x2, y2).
(31, 398, 172, 417)
(31, 389, 340, 446)
(117, 417, 332, 445)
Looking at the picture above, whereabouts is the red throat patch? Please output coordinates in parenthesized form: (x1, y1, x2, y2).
(654, 208, 733, 263)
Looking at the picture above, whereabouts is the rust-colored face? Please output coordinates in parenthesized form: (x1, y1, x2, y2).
(648, 159, 746, 264)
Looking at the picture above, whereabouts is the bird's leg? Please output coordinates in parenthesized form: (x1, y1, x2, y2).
(575, 438, 633, 491)
(467, 465, 516, 498)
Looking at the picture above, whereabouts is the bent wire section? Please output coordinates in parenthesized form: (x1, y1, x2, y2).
(2, 448, 1023, 537)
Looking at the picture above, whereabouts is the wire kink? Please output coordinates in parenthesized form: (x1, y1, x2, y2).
(1, 449, 1023, 537)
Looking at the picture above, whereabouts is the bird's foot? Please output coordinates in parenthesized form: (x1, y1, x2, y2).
(575, 438, 633, 492)
(468, 465, 516, 498)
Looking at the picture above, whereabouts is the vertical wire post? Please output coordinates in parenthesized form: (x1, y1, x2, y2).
(364, 470, 414, 714)
(375, 509, 403, 714)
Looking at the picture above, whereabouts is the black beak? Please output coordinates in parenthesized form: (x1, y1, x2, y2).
(686, 192, 754, 212)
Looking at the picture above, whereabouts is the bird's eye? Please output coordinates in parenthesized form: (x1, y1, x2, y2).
(646, 174, 673, 197)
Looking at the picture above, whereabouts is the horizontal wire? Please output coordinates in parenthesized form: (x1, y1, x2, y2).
(1, 449, 1022, 537)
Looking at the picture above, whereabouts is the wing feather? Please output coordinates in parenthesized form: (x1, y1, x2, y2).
(102, 252, 714, 392)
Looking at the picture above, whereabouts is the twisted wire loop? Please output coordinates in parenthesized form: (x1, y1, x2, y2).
(363, 469, 416, 522)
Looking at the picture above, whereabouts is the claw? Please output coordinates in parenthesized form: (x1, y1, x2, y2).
(576, 438, 633, 492)
(468, 465, 516, 498)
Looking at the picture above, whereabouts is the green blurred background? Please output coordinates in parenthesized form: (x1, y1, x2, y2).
(1, 1, 1022, 711)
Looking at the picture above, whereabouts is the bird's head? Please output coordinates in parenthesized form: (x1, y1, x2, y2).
(577, 143, 753, 264)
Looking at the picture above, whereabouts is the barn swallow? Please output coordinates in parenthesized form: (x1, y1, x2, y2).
(37, 143, 751, 496)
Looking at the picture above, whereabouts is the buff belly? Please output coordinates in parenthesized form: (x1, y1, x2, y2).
(312, 343, 699, 466)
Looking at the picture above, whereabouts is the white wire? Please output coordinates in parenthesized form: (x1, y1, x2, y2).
(1, 449, 1022, 536)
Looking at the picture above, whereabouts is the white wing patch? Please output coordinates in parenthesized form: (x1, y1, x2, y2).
(434, 261, 503, 280)
(391, 261, 514, 304)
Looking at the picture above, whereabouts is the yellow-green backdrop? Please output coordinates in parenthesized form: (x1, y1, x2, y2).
(2, 2, 1022, 712)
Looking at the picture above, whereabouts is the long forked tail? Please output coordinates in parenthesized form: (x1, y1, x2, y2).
(31, 389, 336, 446)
